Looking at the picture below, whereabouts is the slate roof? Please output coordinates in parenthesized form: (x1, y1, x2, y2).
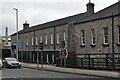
(11, 1, 120, 36)
(75, 1, 120, 24)
(11, 12, 88, 36)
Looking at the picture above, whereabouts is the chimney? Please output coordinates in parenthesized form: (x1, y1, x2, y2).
(86, 2, 95, 15)
(23, 21, 29, 30)
(5, 27, 8, 45)
(5, 27, 8, 37)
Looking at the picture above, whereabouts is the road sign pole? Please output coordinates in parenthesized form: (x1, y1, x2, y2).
(41, 50, 43, 68)
(21, 40, 23, 62)
(37, 49, 39, 69)
(39, 42, 43, 68)
(64, 58, 66, 67)
(61, 57, 62, 67)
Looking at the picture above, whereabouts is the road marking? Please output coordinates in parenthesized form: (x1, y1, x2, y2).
(23, 68, 36, 71)
(2, 77, 17, 78)
(1, 77, 6, 79)
(23, 68, 32, 70)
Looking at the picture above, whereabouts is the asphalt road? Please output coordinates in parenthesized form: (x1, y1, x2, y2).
(1, 68, 118, 80)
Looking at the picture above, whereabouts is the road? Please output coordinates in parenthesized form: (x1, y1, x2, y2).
(1, 68, 118, 80)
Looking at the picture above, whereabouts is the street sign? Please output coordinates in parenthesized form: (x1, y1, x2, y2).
(59, 49, 67, 58)
(60, 40, 65, 49)
(12, 40, 27, 50)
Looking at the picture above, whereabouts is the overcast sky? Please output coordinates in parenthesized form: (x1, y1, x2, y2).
(0, 0, 118, 36)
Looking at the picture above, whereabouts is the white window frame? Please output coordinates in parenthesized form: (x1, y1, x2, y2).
(35, 36, 38, 45)
(46, 54, 49, 63)
(57, 33, 59, 44)
(91, 29, 95, 45)
(81, 30, 85, 45)
(63, 31, 66, 41)
(52, 54, 54, 63)
(26, 37, 28, 46)
(32, 37, 34, 46)
(50, 33, 53, 45)
(40, 35, 43, 43)
(103, 28, 108, 44)
(45, 34, 48, 45)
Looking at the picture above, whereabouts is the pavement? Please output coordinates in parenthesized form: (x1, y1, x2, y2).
(21, 62, 120, 79)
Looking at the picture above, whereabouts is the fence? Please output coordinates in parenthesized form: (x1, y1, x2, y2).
(76, 53, 120, 70)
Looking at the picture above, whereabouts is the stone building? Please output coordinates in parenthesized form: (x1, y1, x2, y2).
(75, 2, 120, 54)
(1, 36, 11, 49)
(74, 2, 120, 68)
(0, 27, 11, 49)
(0, 36, 3, 49)
(11, 1, 120, 67)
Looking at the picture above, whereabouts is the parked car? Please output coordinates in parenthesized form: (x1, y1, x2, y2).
(3, 57, 21, 68)
(0, 59, 3, 69)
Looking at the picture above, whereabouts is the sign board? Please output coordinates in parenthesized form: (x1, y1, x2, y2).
(60, 40, 65, 49)
(12, 40, 27, 50)
(59, 49, 68, 59)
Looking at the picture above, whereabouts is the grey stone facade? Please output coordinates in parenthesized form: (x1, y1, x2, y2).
(75, 16, 120, 54)
(11, 2, 120, 66)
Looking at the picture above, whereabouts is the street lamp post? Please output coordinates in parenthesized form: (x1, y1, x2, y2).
(13, 8, 19, 61)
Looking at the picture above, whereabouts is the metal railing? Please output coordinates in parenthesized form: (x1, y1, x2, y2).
(76, 53, 120, 70)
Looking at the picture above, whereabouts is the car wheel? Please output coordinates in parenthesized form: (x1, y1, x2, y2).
(3, 65, 6, 68)
(0, 67, 2, 70)
(18, 65, 21, 68)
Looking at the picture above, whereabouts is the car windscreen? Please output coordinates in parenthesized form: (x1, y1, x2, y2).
(6, 58, 17, 61)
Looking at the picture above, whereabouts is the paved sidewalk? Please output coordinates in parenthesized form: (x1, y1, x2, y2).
(21, 62, 120, 79)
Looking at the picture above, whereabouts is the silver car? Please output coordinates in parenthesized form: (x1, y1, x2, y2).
(3, 57, 21, 68)
(0, 59, 3, 69)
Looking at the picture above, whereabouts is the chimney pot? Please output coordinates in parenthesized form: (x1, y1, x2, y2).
(86, 2, 95, 15)
(23, 21, 29, 30)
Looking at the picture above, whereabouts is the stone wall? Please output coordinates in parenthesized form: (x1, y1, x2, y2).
(75, 15, 120, 55)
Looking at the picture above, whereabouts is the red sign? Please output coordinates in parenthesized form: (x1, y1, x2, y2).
(59, 49, 67, 58)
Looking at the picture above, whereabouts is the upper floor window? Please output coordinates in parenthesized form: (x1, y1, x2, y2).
(91, 29, 95, 45)
(103, 28, 108, 44)
(57, 33, 59, 44)
(35, 36, 38, 45)
(45, 34, 47, 45)
(32, 37, 34, 46)
(26, 37, 28, 46)
(63, 31, 66, 41)
(50, 33, 53, 45)
(40, 35, 43, 43)
(81, 30, 85, 45)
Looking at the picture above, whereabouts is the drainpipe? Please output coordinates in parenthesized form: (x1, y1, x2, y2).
(112, 13, 115, 69)
(33, 30, 35, 62)
(54, 26, 56, 64)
